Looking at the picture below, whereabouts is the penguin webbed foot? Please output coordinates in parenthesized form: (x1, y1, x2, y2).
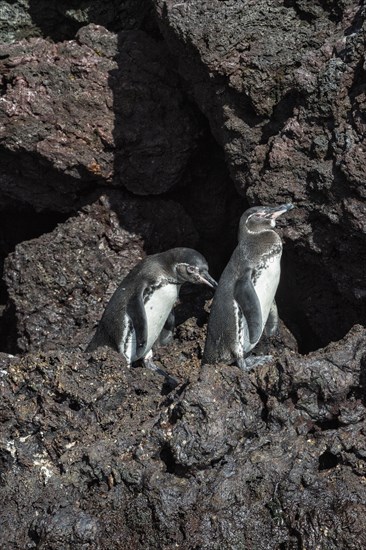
(236, 354, 274, 371)
(143, 357, 179, 389)
(157, 328, 174, 347)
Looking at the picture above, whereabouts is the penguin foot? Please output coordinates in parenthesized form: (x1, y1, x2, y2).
(143, 358, 179, 388)
(237, 355, 273, 371)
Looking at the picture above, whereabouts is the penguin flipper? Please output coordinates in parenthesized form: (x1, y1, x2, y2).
(157, 310, 175, 346)
(127, 291, 148, 358)
(264, 300, 279, 337)
(234, 273, 262, 344)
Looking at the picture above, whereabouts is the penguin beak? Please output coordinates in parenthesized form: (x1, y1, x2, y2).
(266, 203, 294, 219)
(199, 271, 218, 288)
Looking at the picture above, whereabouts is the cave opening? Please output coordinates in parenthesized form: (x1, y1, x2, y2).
(277, 246, 366, 354)
(169, 130, 248, 279)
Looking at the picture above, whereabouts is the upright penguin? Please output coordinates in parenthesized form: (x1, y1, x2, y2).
(86, 248, 217, 376)
(203, 203, 293, 369)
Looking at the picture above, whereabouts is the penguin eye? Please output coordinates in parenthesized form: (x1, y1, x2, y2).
(187, 265, 197, 274)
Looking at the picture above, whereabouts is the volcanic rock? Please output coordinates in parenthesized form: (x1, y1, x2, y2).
(0, 0, 155, 43)
(3, 191, 198, 353)
(0, 326, 365, 548)
(153, 0, 366, 349)
(0, 23, 200, 204)
(0, 1, 366, 548)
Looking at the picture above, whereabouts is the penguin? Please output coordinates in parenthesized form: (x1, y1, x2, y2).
(202, 203, 293, 369)
(86, 248, 217, 380)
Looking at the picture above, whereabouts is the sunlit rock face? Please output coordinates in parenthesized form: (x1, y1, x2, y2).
(153, 0, 366, 349)
(0, 1, 366, 548)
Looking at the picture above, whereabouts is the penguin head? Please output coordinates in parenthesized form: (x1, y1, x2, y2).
(240, 203, 294, 235)
(168, 248, 218, 288)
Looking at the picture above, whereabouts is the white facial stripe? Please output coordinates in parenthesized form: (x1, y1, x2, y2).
(247, 212, 265, 223)
(246, 211, 277, 232)
(177, 262, 201, 274)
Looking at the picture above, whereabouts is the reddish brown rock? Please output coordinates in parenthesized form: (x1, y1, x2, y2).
(0, 24, 200, 199)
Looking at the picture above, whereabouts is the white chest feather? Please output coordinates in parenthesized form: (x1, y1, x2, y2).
(144, 284, 179, 352)
(121, 283, 179, 363)
(234, 256, 281, 356)
(253, 256, 281, 330)
(121, 317, 136, 362)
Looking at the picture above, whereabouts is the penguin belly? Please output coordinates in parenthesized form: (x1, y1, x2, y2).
(144, 284, 179, 356)
(120, 284, 179, 363)
(241, 257, 281, 354)
(234, 301, 249, 358)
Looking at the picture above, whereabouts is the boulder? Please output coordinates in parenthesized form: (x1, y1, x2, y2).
(0, 24, 200, 203)
(3, 191, 198, 353)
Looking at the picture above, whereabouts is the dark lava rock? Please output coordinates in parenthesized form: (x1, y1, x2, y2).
(153, 0, 366, 350)
(1, 1, 366, 548)
(0, 23, 200, 203)
(153, 0, 364, 193)
(1, 326, 366, 548)
(3, 191, 198, 353)
(0, 0, 155, 43)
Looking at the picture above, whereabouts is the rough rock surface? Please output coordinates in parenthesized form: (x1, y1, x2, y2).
(0, 24, 200, 200)
(0, 0, 155, 43)
(1, 325, 365, 549)
(152, 0, 366, 349)
(0, 0, 366, 548)
(3, 191, 198, 353)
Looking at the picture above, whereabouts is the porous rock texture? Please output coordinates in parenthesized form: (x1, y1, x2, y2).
(1, 326, 366, 549)
(0, 23, 200, 205)
(153, 0, 366, 349)
(0, 0, 155, 44)
(0, 0, 366, 548)
(3, 191, 198, 353)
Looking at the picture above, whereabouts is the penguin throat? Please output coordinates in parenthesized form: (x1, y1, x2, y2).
(242, 227, 276, 239)
(165, 276, 182, 286)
